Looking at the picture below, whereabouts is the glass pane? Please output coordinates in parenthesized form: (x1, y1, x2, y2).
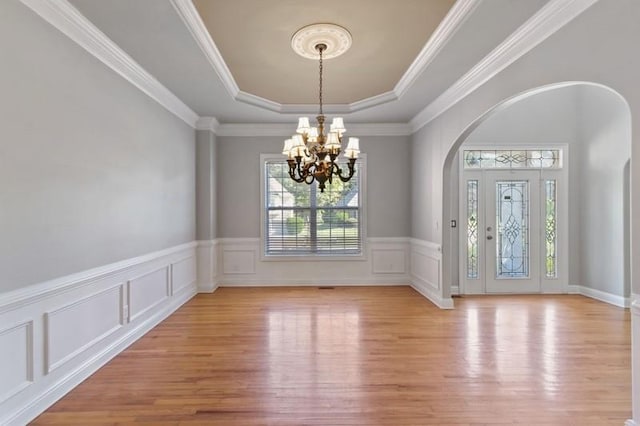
(545, 180, 557, 278)
(464, 151, 481, 168)
(496, 181, 529, 278)
(264, 160, 361, 255)
(467, 180, 479, 279)
(463, 150, 561, 169)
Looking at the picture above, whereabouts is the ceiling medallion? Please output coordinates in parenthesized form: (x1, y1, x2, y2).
(291, 23, 352, 60)
(282, 24, 360, 193)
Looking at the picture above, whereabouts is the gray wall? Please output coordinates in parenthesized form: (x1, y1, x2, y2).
(576, 86, 631, 297)
(0, 0, 196, 293)
(459, 86, 580, 288)
(449, 85, 630, 298)
(217, 135, 411, 238)
(196, 130, 217, 240)
(409, 0, 640, 298)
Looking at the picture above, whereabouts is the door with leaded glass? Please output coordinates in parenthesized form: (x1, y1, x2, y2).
(459, 149, 566, 294)
(484, 171, 541, 293)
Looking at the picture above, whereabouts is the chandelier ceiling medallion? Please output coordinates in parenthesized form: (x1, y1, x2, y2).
(282, 23, 360, 193)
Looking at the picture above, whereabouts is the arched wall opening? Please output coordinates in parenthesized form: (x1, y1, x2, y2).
(441, 82, 631, 302)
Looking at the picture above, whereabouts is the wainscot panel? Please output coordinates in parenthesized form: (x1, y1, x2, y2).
(0, 321, 33, 405)
(410, 239, 453, 309)
(216, 238, 411, 286)
(0, 242, 197, 425)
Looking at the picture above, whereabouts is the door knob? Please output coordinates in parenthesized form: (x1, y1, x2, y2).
(487, 235, 493, 240)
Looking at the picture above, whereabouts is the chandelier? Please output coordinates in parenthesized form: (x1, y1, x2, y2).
(282, 24, 360, 193)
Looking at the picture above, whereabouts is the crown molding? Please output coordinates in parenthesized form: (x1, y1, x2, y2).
(195, 117, 220, 133)
(410, 0, 600, 132)
(215, 122, 412, 137)
(171, 0, 479, 114)
(394, 0, 479, 97)
(349, 91, 398, 113)
(170, 0, 239, 99)
(20, 0, 199, 128)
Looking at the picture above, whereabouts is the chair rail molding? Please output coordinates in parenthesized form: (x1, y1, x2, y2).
(0, 242, 198, 425)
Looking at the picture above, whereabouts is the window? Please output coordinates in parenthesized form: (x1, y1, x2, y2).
(463, 149, 561, 169)
(263, 157, 363, 256)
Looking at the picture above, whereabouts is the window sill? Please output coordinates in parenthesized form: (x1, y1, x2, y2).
(261, 253, 367, 262)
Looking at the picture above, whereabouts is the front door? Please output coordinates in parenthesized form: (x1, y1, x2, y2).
(484, 171, 541, 293)
(459, 148, 566, 294)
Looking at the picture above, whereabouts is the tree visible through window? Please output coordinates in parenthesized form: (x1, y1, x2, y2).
(265, 160, 361, 255)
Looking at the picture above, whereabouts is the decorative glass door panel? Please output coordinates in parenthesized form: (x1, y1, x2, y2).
(459, 148, 566, 294)
(495, 181, 529, 279)
(485, 171, 540, 293)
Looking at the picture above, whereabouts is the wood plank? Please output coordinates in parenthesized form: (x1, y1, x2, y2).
(32, 287, 631, 425)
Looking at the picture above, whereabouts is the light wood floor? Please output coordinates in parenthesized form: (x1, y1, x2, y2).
(33, 287, 631, 425)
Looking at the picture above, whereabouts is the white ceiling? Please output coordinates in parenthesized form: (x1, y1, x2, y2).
(68, 0, 551, 124)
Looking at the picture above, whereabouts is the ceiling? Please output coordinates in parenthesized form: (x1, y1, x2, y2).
(67, 0, 552, 124)
(193, 0, 455, 105)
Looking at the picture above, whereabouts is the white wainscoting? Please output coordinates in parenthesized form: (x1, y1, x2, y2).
(409, 239, 454, 309)
(0, 242, 197, 426)
(215, 238, 410, 286)
(0, 321, 33, 406)
(629, 294, 640, 426)
(196, 239, 219, 293)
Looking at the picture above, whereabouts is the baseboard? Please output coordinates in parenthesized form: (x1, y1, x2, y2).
(219, 279, 409, 287)
(411, 278, 454, 309)
(569, 285, 630, 308)
(6, 284, 196, 425)
(451, 285, 460, 295)
(0, 242, 198, 425)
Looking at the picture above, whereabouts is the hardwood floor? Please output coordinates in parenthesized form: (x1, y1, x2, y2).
(32, 287, 631, 425)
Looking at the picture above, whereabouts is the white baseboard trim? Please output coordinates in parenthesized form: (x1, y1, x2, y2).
(451, 285, 460, 295)
(411, 279, 454, 309)
(568, 285, 630, 308)
(220, 279, 409, 287)
(0, 242, 198, 425)
(6, 284, 196, 426)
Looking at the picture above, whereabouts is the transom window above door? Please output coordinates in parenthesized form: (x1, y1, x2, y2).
(463, 149, 562, 169)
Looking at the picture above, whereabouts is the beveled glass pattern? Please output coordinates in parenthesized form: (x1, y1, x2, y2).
(467, 180, 479, 279)
(496, 181, 529, 278)
(545, 180, 557, 278)
(464, 150, 560, 169)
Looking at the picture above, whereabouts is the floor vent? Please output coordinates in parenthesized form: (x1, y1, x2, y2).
(318, 286, 335, 290)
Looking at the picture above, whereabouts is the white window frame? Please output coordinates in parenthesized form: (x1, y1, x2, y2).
(260, 153, 367, 261)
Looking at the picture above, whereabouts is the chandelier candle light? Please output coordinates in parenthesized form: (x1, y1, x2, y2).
(283, 24, 360, 192)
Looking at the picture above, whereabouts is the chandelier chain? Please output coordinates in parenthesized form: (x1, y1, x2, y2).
(318, 45, 323, 116)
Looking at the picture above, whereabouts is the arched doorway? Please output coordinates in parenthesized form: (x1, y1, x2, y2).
(441, 82, 631, 303)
